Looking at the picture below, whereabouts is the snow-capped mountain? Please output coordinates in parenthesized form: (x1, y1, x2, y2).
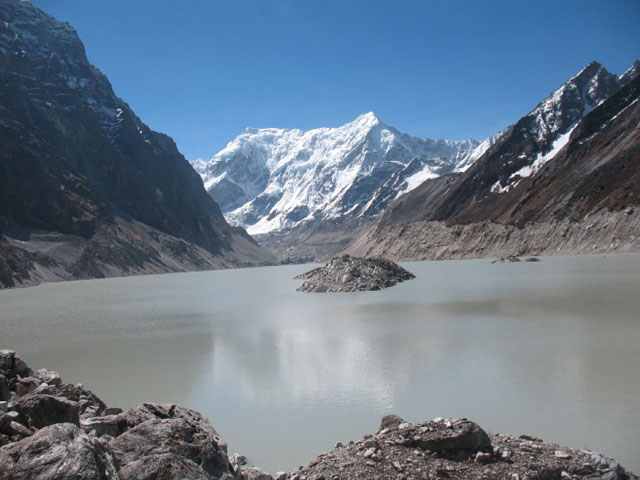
(403, 61, 630, 226)
(195, 112, 480, 234)
(350, 65, 640, 260)
(488, 61, 621, 194)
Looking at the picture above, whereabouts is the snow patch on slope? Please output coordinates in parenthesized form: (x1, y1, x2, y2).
(404, 168, 439, 191)
(512, 126, 575, 179)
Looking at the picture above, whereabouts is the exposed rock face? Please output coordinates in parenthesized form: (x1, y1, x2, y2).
(109, 417, 231, 478)
(0, 0, 274, 289)
(0, 423, 119, 480)
(0, 351, 637, 479)
(296, 255, 415, 292)
(430, 61, 625, 225)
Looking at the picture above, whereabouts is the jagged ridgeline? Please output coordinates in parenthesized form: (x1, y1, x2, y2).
(195, 60, 640, 262)
(348, 62, 640, 261)
(195, 112, 481, 236)
(0, 0, 274, 288)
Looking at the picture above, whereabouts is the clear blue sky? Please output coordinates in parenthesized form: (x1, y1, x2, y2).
(32, 0, 640, 161)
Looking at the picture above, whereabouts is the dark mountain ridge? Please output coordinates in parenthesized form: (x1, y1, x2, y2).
(348, 61, 640, 260)
(0, 0, 274, 288)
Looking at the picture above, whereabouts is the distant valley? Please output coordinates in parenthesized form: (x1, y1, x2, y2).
(0, 0, 638, 288)
(197, 60, 640, 262)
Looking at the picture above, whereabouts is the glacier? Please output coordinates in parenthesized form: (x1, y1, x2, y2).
(195, 112, 483, 235)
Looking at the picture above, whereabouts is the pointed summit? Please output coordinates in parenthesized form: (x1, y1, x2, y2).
(198, 113, 478, 235)
(570, 60, 603, 83)
(352, 111, 383, 128)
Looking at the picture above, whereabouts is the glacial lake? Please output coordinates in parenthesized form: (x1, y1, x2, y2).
(1, 254, 639, 473)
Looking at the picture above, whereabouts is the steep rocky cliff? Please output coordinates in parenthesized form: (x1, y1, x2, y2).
(0, 0, 274, 288)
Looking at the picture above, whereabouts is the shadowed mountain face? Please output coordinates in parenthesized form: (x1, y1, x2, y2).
(377, 63, 639, 228)
(348, 63, 640, 260)
(0, 0, 273, 288)
(429, 61, 625, 225)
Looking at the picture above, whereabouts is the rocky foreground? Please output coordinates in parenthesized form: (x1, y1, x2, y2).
(0, 351, 637, 480)
(296, 255, 415, 292)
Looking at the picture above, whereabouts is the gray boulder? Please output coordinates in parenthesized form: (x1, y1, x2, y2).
(34, 368, 63, 386)
(118, 452, 211, 480)
(47, 383, 107, 418)
(379, 414, 406, 431)
(110, 413, 233, 478)
(0, 350, 32, 379)
(15, 376, 41, 396)
(0, 350, 15, 375)
(403, 419, 492, 454)
(104, 407, 124, 415)
(5, 420, 32, 438)
(18, 393, 79, 429)
(242, 466, 274, 480)
(0, 423, 118, 479)
(0, 374, 9, 401)
(82, 413, 128, 438)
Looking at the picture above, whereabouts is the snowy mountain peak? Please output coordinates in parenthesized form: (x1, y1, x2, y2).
(352, 111, 382, 126)
(489, 61, 623, 194)
(196, 114, 480, 234)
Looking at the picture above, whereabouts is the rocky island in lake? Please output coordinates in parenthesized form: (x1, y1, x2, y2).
(0, 351, 637, 479)
(295, 255, 416, 292)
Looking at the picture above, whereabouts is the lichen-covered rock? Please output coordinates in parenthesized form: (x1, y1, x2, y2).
(296, 255, 415, 292)
(0, 423, 118, 480)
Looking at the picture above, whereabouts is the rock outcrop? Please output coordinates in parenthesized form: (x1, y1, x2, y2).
(295, 255, 415, 292)
(293, 416, 638, 480)
(0, 351, 637, 479)
(0, 350, 236, 479)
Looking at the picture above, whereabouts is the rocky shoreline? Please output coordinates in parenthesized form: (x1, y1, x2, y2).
(296, 255, 415, 292)
(0, 351, 637, 479)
